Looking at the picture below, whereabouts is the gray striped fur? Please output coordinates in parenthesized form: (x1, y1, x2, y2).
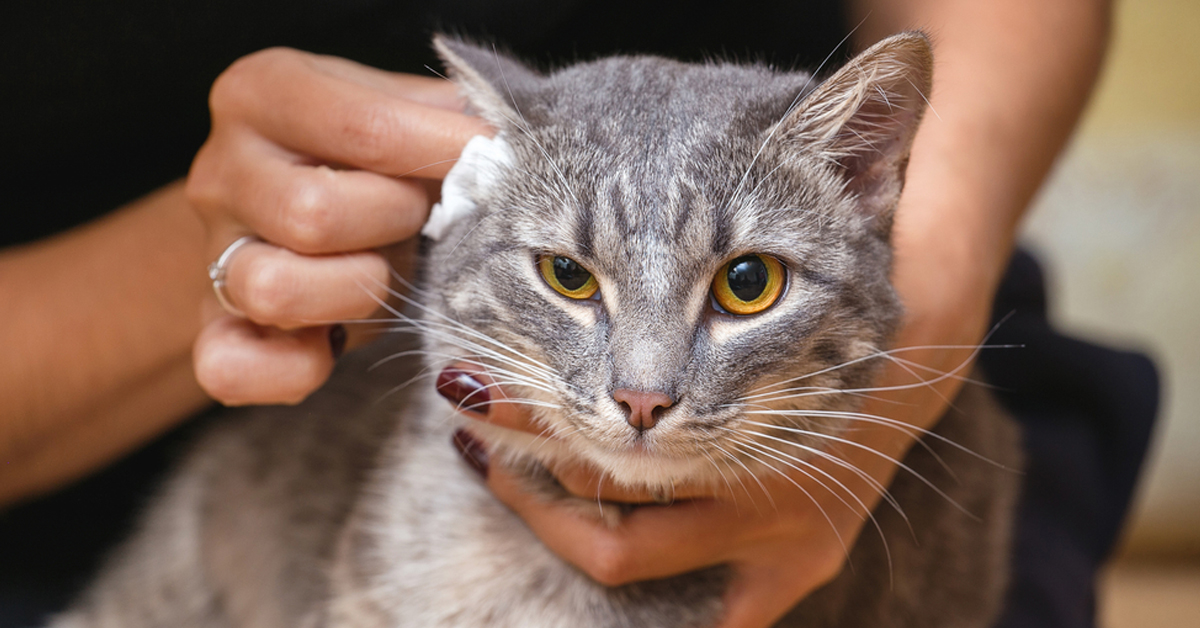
(48, 33, 1020, 628)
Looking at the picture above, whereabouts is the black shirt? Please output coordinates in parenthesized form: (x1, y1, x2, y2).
(0, 4, 1157, 627)
(1, 0, 848, 247)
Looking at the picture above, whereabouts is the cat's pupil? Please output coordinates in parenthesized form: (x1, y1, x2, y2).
(727, 256, 768, 302)
(553, 256, 591, 291)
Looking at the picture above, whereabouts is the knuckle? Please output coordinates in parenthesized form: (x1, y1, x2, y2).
(241, 256, 297, 323)
(365, 253, 392, 289)
(278, 180, 336, 251)
(210, 47, 301, 117)
(194, 355, 237, 403)
(810, 545, 848, 586)
(184, 143, 223, 215)
(347, 255, 391, 316)
(339, 102, 400, 170)
(249, 46, 305, 67)
(564, 472, 604, 500)
(285, 351, 331, 404)
(584, 539, 636, 587)
(193, 339, 252, 406)
(209, 59, 254, 118)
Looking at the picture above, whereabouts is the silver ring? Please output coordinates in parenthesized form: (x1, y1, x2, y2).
(207, 236, 260, 318)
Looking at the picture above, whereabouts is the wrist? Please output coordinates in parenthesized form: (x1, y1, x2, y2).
(892, 209, 1003, 338)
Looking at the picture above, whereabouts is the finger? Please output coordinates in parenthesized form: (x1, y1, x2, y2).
(306, 54, 466, 111)
(433, 365, 716, 503)
(487, 464, 746, 585)
(212, 48, 492, 179)
(545, 459, 715, 504)
(217, 238, 392, 329)
(715, 558, 842, 628)
(433, 364, 551, 433)
(194, 316, 337, 405)
(490, 450, 864, 587)
(191, 132, 434, 255)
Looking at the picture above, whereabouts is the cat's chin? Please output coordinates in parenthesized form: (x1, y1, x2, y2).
(578, 443, 713, 490)
(465, 418, 714, 490)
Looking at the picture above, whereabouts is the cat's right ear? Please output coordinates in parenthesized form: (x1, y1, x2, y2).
(782, 32, 933, 233)
(434, 35, 542, 129)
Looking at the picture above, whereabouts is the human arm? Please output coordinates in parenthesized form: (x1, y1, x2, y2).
(0, 184, 212, 505)
(0, 50, 489, 507)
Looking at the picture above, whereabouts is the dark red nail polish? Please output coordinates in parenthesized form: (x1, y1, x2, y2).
(436, 368, 490, 415)
(452, 429, 489, 478)
(329, 324, 347, 359)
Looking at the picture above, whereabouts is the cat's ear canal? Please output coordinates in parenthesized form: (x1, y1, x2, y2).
(782, 32, 933, 233)
(434, 35, 543, 130)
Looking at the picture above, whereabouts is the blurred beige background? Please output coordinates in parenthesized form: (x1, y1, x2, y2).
(1016, 0, 1200, 624)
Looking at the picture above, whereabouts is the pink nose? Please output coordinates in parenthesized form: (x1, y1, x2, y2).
(613, 389, 674, 432)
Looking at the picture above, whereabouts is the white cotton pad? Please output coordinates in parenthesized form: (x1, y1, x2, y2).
(421, 134, 513, 241)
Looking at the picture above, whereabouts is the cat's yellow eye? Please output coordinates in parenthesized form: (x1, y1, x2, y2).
(712, 254, 785, 315)
(539, 255, 599, 300)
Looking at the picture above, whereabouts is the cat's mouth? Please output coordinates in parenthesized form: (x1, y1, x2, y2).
(566, 435, 716, 488)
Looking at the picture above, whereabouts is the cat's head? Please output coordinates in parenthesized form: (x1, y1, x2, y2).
(421, 34, 932, 491)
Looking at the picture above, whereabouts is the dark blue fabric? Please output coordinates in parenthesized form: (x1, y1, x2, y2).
(0, 0, 849, 248)
(984, 250, 1159, 628)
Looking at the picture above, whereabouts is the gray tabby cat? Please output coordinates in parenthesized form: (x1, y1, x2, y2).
(49, 32, 1021, 628)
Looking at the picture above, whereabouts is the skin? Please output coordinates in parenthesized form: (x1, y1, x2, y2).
(0, 1, 1109, 627)
(0, 53, 488, 505)
(186, 51, 489, 403)
(0, 184, 211, 505)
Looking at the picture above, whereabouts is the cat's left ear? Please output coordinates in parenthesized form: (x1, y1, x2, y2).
(434, 35, 543, 130)
(784, 32, 933, 231)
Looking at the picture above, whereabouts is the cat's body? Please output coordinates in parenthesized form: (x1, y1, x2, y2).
(50, 34, 1022, 628)
(53, 339, 1018, 628)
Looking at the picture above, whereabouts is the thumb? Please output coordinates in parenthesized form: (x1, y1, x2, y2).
(716, 557, 843, 628)
(434, 363, 542, 434)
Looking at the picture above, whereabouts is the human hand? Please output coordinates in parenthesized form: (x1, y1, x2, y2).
(187, 48, 491, 405)
(433, 191, 1000, 628)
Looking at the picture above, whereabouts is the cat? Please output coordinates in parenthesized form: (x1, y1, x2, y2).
(48, 32, 1021, 628)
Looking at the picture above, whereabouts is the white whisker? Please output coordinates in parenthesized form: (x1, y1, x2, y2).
(729, 442, 854, 566)
(712, 443, 771, 515)
(725, 426, 907, 522)
(741, 420, 977, 520)
(733, 435, 891, 578)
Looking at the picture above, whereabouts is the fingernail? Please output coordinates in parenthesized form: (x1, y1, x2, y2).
(329, 324, 347, 359)
(452, 429, 489, 478)
(436, 368, 490, 415)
